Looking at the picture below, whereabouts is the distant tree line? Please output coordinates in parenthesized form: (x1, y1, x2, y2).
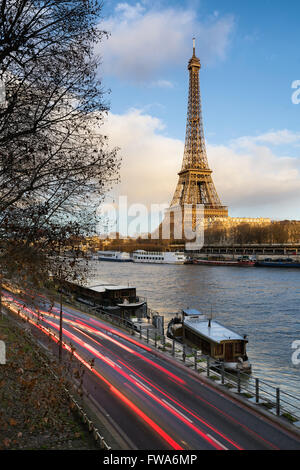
(85, 220, 300, 253)
(204, 221, 300, 245)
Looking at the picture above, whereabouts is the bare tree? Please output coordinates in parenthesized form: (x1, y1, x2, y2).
(0, 1, 120, 285)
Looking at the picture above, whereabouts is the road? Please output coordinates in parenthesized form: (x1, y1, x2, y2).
(3, 289, 300, 450)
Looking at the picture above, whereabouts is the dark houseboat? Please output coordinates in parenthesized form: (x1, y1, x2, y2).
(255, 258, 300, 268)
(62, 281, 148, 326)
(192, 256, 256, 267)
(167, 308, 251, 372)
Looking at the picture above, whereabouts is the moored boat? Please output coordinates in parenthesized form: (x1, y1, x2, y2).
(255, 258, 300, 268)
(132, 250, 186, 264)
(97, 251, 132, 262)
(167, 308, 251, 373)
(193, 255, 256, 267)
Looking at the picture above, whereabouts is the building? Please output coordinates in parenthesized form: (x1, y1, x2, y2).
(169, 39, 228, 231)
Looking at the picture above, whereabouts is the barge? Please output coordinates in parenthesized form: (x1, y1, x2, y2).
(255, 258, 300, 268)
(62, 280, 148, 326)
(192, 256, 256, 267)
(167, 308, 251, 373)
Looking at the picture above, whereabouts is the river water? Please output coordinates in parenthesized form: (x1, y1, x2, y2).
(88, 260, 300, 396)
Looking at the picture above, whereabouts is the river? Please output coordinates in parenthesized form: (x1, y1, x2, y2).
(88, 260, 300, 396)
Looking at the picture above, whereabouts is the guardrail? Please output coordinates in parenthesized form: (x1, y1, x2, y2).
(141, 331, 300, 426)
(73, 298, 300, 425)
(34, 294, 300, 428)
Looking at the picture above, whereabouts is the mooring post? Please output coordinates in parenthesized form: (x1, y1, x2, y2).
(182, 344, 186, 363)
(255, 378, 259, 403)
(207, 356, 210, 377)
(237, 369, 241, 393)
(221, 362, 225, 385)
(139, 326, 142, 339)
(172, 339, 175, 356)
(154, 332, 157, 348)
(147, 328, 149, 344)
(276, 388, 280, 416)
(194, 350, 197, 371)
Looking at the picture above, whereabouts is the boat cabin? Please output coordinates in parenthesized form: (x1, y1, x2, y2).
(61, 280, 147, 321)
(182, 310, 248, 363)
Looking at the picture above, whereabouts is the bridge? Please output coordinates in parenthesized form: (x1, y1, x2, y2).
(185, 243, 300, 258)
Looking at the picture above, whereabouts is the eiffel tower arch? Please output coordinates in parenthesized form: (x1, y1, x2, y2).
(170, 39, 228, 229)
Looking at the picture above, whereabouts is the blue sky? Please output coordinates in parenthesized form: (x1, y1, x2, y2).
(95, 0, 300, 226)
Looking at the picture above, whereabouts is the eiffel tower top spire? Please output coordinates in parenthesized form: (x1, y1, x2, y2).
(170, 39, 228, 219)
(180, 38, 210, 172)
(189, 37, 200, 68)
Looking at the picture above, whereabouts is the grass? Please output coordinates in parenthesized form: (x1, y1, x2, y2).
(209, 375, 220, 381)
(224, 382, 236, 389)
(241, 392, 254, 399)
(259, 401, 275, 410)
(281, 412, 298, 423)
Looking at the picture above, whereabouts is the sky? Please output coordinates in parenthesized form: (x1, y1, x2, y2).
(94, 0, 300, 232)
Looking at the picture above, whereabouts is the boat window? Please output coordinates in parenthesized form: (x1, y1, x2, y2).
(235, 342, 243, 354)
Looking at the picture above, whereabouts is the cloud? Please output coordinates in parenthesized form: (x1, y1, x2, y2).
(149, 79, 174, 89)
(209, 142, 300, 211)
(101, 108, 183, 206)
(234, 129, 300, 147)
(97, 2, 235, 82)
(101, 109, 300, 219)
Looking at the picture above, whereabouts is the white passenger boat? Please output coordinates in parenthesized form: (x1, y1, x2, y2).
(132, 250, 186, 265)
(97, 251, 132, 262)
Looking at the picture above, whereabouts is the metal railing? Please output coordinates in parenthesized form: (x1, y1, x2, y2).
(45, 296, 300, 427)
(137, 328, 300, 425)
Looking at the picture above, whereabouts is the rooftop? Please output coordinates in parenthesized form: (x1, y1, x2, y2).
(184, 318, 246, 344)
(182, 308, 205, 317)
(88, 284, 133, 292)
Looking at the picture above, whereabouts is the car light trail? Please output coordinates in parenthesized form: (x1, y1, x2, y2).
(1, 294, 248, 450)
(71, 317, 186, 385)
(3, 299, 184, 450)
(116, 353, 276, 450)
(10, 303, 227, 449)
(2, 290, 291, 451)
(132, 378, 225, 450)
(54, 321, 231, 450)
(42, 307, 187, 386)
(117, 360, 244, 450)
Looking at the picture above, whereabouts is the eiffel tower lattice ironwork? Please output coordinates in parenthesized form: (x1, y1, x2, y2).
(170, 39, 228, 221)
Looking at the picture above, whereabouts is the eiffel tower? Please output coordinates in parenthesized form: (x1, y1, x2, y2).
(170, 39, 228, 223)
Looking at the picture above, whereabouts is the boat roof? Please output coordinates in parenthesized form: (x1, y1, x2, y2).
(88, 284, 133, 292)
(184, 318, 245, 344)
(117, 301, 145, 308)
(182, 308, 203, 316)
